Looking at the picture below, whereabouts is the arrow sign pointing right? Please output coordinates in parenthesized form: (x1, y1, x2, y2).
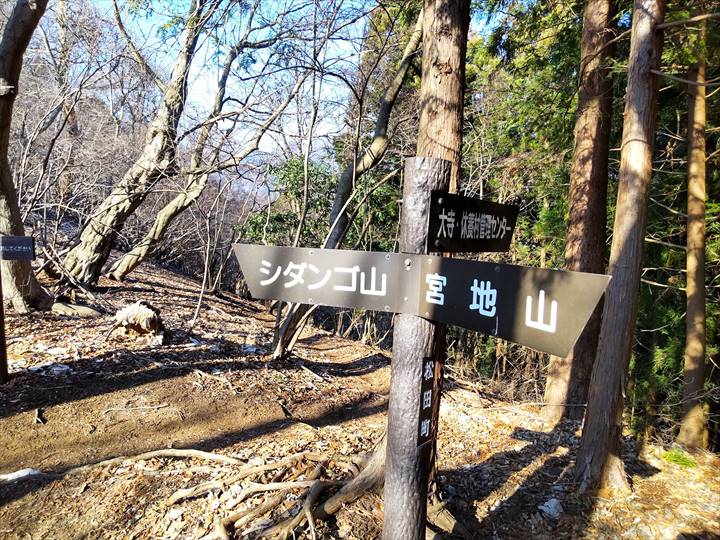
(416, 256, 609, 357)
(233, 244, 610, 357)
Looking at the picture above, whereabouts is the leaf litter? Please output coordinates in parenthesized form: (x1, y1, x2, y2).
(0, 261, 717, 539)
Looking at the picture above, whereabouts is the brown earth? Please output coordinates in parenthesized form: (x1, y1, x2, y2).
(0, 262, 718, 539)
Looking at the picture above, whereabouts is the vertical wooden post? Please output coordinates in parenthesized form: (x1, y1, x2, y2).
(415, 0, 471, 492)
(0, 270, 7, 384)
(382, 156, 450, 540)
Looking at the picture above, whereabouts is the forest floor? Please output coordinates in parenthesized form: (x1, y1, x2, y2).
(0, 261, 718, 540)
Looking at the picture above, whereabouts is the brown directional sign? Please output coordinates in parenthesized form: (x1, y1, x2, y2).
(233, 244, 610, 357)
(0, 236, 34, 260)
(427, 191, 518, 253)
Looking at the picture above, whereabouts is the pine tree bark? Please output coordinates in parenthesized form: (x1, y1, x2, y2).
(575, 0, 665, 493)
(542, 0, 615, 424)
(60, 0, 209, 285)
(677, 41, 707, 450)
(0, 0, 53, 313)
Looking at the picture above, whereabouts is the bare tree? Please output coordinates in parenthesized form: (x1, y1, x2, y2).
(105, 1, 340, 281)
(60, 0, 214, 285)
(273, 7, 424, 358)
(0, 0, 53, 312)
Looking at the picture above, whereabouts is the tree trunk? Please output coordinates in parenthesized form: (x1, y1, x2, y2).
(382, 157, 451, 540)
(575, 0, 665, 494)
(415, 0, 470, 192)
(677, 43, 707, 450)
(106, 33, 237, 282)
(415, 0, 470, 491)
(0, 0, 53, 313)
(105, 172, 211, 280)
(382, 2, 469, 536)
(61, 0, 208, 285)
(542, 0, 615, 424)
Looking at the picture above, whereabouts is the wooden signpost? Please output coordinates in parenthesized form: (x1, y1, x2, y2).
(0, 235, 35, 384)
(233, 157, 610, 538)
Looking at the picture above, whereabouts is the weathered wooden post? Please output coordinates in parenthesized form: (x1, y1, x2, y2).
(381, 156, 450, 540)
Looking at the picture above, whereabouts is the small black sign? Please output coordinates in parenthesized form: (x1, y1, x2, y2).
(0, 236, 35, 261)
(417, 356, 437, 448)
(427, 191, 518, 253)
(233, 244, 610, 357)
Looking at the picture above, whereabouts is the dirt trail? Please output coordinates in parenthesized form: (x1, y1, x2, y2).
(0, 263, 718, 539)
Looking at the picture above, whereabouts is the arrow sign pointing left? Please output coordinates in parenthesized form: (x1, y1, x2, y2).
(233, 244, 610, 357)
(234, 244, 422, 314)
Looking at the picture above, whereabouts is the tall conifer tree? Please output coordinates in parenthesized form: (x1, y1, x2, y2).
(542, 0, 616, 424)
(576, 0, 666, 492)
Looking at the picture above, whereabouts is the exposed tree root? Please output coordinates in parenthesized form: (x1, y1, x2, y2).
(67, 448, 245, 475)
(213, 439, 387, 539)
(313, 435, 386, 521)
(166, 452, 322, 505)
(49, 434, 458, 539)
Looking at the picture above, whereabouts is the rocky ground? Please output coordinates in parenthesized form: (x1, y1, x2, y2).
(0, 262, 718, 539)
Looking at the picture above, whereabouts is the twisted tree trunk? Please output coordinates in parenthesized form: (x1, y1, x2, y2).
(542, 0, 615, 424)
(0, 0, 53, 312)
(105, 34, 238, 282)
(61, 0, 209, 285)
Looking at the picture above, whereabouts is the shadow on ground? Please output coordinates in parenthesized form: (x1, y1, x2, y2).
(436, 425, 660, 539)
